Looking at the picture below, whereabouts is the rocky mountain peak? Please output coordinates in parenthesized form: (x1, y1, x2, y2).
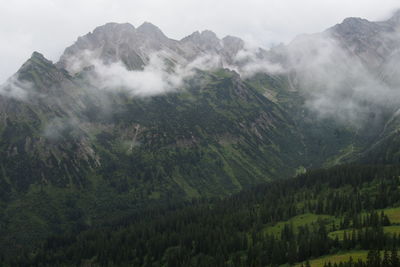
(88, 22, 137, 45)
(20, 51, 55, 74)
(222, 36, 245, 50)
(137, 22, 167, 40)
(387, 9, 400, 25)
(221, 36, 245, 61)
(341, 17, 368, 25)
(13, 50, 76, 96)
(180, 31, 201, 47)
(93, 22, 135, 34)
(57, 22, 139, 69)
(182, 30, 219, 44)
(332, 17, 379, 36)
(30, 51, 47, 61)
(181, 30, 222, 53)
(199, 30, 219, 41)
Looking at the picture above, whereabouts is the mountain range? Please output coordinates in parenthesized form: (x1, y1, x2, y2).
(2, 11, 400, 260)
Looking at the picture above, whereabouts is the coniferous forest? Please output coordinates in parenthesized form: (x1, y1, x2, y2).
(7, 164, 400, 266)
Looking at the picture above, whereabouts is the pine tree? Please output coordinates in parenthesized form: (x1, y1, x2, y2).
(382, 250, 390, 266)
(391, 247, 399, 267)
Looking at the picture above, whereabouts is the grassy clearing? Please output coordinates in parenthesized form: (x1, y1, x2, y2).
(328, 225, 400, 240)
(382, 207, 400, 224)
(264, 213, 335, 236)
(327, 206, 400, 240)
(295, 250, 368, 267)
(384, 225, 400, 235)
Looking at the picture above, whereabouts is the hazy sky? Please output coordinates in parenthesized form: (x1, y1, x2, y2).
(0, 0, 399, 83)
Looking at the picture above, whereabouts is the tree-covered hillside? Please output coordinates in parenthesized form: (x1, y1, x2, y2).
(8, 164, 399, 266)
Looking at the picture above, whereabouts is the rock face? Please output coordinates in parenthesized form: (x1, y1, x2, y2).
(328, 16, 400, 71)
(0, 51, 100, 193)
(58, 22, 166, 71)
(58, 22, 248, 74)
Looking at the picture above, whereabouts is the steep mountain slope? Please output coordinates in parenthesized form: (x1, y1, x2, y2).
(0, 26, 313, 254)
(326, 11, 400, 164)
(2, 20, 363, 201)
(3, 12, 400, 260)
(265, 11, 400, 167)
(0, 52, 99, 194)
(0, 49, 307, 196)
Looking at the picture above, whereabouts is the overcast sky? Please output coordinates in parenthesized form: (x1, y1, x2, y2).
(0, 0, 399, 83)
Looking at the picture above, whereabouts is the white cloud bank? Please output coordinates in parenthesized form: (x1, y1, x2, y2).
(284, 33, 400, 126)
(0, 76, 31, 100)
(64, 50, 222, 97)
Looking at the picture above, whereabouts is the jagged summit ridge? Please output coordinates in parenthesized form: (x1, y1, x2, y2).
(57, 22, 246, 74)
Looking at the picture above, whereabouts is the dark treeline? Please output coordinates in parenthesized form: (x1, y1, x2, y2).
(247, 217, 399, 266)
(9, 164, 400, 266)
(321, 248, 400, 267)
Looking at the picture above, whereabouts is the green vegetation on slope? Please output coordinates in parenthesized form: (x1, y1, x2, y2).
(7, 164, 400, 266)
(295, 250, 370, 267)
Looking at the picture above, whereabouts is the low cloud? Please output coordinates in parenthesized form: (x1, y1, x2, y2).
(206, 30, 400, 127)
(234, 49, 284, 78)
(64, 50, 222, 97)
(284, 32, 400, 126)
(89, 55, 182, 97)
(222, 42, 285, 78)
(43, 117, 82, 141)
(0, 76, 31, 100)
